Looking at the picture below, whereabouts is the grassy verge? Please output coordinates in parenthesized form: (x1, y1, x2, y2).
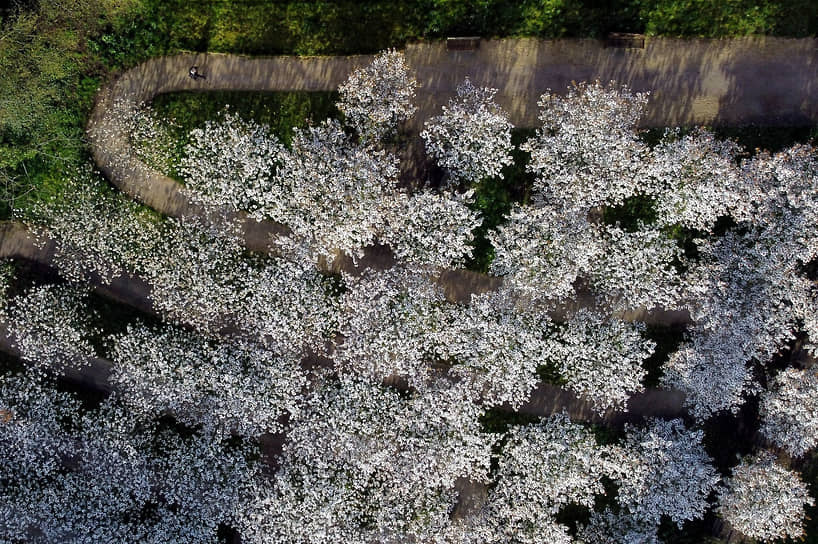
(641, 125, 818, 155)
(143, 91, 339, 179)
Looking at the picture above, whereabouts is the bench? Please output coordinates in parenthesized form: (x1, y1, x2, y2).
(447, 37, 481, 51)
(605, 33, 646, 49)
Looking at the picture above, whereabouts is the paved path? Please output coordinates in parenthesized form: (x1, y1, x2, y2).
(406, 37, 818, 129)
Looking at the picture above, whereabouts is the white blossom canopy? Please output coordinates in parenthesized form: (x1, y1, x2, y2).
(236, 378, 492, 544)
(718, 452, 815, 542)
(108, 323, 307, 437)
(522, 81, 649, 212)
(0, 373, 258, 544)
(547, 308, 653, 414)
(610, 418, 719, 527)
(337, 49, 418, 143)
(421, 77, 514, 185)
(759, 367, 818, 457)
(7, 283, 98, 372)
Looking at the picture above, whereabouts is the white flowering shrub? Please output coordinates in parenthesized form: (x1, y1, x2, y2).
(649, 129, 744, 231)
(26, 172, 162, 284)
(718, 452, 814, 542)
(611, 418, 719, 526)
(0, 262, 11, 322)
(548, 309, 653, 414)
(236, 378, 491, 544)
(127, 102, 181, 175)
(108, 323, 306, 437)
(7, 283, 98, 371)
(488, 204, 602, 301)
(337, 49, 417, 142)
(0, 374, 81, 535)
(662, 326, 760, 422)
(440, 512, 574, 544)
(590, 224, 682, 312)
(0, 373, 85, 541)
(379, 189, 482, 269)
(0, 373, 259, 544)
(759, 368, 818, 457)
(256, 119, 399, 264)
(478, 413, 610, 544)
(239, 257, 340, 357)
(672, 229, 807, 420)
(685, 227, 811, 353)
(438, 288, 553, 408)
(180, 111, 285, 215)
(335, 267, 448, 388)
(522, 81, 649, 211)
(577, 509, 660, 544)
(791, 285, 818, 356)
(143, 215, 249, 333)
(739, 145, 818, 261)
(421, 78, 514, 185)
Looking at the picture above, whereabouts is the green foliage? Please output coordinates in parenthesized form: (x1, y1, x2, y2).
(536, 362, 568, 385)
(0, 2, 131, 218)
(712, 125, 818, 155)
(465, 129, 534, 273)
(636, 0, 818, 37)
(602, 194, 658, 231)
(422, 0, 639, 38)
(90, 0, 427, 60)
(152, 91, 339, 147)
(641, 323, 686, 388)
(637, 0, 778, 36)
(641, 125, 818, 156)
(478, 407, 541, 434)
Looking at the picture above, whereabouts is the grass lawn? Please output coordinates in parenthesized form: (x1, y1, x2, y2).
(143, 90, 339, 179)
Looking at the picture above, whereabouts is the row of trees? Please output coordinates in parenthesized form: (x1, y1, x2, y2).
(2, 50, 817, 542)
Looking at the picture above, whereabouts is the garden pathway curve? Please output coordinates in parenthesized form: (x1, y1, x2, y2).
(88, 37, 818, 228)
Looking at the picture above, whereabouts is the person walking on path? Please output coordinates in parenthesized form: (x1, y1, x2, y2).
(188, 65, 205, 80)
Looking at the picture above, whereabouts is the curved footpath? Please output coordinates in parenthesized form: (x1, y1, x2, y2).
(86, 37, 818, 224)
(12, 35, 817, 423)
